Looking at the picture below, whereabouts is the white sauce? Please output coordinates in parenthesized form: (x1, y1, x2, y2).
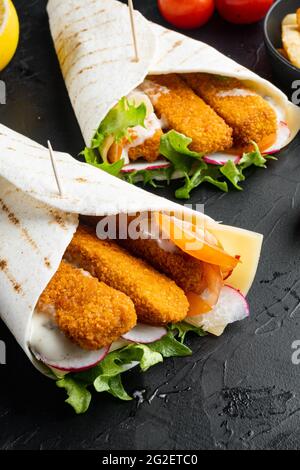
(156, 238, 178, 253)
(30, 310, 130, 370)
(137, 219, 178, 254)
(30, 311, 84, 364)
(216, 88, 257, 98)
(216, 88, 286, 126)
(159, 114, 169, 129)
(121, 112, 163, 163)
(138, 79, 170, 105)
(264, 96, 286, 123)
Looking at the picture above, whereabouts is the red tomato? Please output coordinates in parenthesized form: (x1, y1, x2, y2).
(157, 0, 215, 30)
(216, 0, 273, 24)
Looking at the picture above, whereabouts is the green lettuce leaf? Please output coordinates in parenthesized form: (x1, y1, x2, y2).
(148, 331, 192, 357)
(175, 163, 228, 199)
(56, 376, 91, 415)
(93, 97, 147, 148)
(220, 160, 245, 191)
(239, 140, 277, 170)
(83, 109, 276, 199)
(160, 130, 203, 172)
(82, 147, 125, 176)
(123, 167, 173, 188)
(169, 322, 207, 343)
(56, 327, 203, 413)
(82, 97, 147, 176)
(220, 141, 276, 190)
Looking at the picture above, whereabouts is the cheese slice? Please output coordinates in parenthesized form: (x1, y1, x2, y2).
(207, 223, 263, 296)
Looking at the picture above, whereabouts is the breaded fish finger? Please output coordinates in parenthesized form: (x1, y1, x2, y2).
(37, 261, 137, 350)
(128, 129, 163, 162)
(119, 238, 205, 295)
(140, 74, 233, 154)
(65, 225, 189, 325)
(184, 73, 277, 148)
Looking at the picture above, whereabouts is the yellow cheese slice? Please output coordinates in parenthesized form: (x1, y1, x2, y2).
(207, 223, 263, 296)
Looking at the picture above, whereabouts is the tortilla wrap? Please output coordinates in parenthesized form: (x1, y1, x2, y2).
(47, 0, 300, 153)
(0, 122, 263, 374)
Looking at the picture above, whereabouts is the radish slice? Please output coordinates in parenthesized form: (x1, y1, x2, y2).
(264, 121, 291, 154)
(122, 324, 167, 343)
(121, 159, 170, 173)
(186, 285, 249, 336)
(30, 312, 109, 372)
(203, 153, 241, 166)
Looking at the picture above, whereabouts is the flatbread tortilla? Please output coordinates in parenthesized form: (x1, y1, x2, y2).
(0, 123, 262, 373)
(47, 0, 300, 149)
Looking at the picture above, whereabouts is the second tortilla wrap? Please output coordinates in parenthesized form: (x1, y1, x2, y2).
(47, 0, 300, 154)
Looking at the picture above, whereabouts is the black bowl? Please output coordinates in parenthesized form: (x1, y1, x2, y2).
(264, 0, 300, 96)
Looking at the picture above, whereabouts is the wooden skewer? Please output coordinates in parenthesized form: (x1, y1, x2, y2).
(47, 140, 64, 197)
(128, 0, 139, 62)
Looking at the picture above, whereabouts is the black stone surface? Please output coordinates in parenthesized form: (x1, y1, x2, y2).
(0, 0, 300, 450)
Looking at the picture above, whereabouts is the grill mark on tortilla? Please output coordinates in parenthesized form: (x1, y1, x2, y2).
(68, 57, 123, 94)
(72, 79, 98, 105)
(75, 177, 87, 183)
(156, 40, 185, 64)
(0, 258, 23, 295)
(61, 43, 132, 89)
(48, 209, 68, 230)
(0, 133, 43, 150)
(33, 201, 75, 228)
(50, 0, 99, 24)
(0, 199, 39, 251)
(55, 20, 115, 49)
(56, 8, 107, 42)
(0, 260, 7, 270)
(62, 47, 117, 77)
(177, 47, 208, 66)
(44, 257, 52, 269)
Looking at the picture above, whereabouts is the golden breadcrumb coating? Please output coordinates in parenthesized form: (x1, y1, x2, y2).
(119, 238, 205, 294)
(37, 261, 136, 350)
(128, 129, 163, 162)
(142, 74, 233, 154)
(65, 225, 189, 325)
(183, 73, 277, 148)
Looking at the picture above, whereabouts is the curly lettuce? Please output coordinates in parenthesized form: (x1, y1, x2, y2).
(55, 323, 205, 414)
(82, 99, 276, 198)
(81, 97, 147, 176)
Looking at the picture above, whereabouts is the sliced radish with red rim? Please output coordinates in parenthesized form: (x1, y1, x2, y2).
(122, 324, 167, 343)
(186, 285, 249, 334)
(203, 153, 241, 166)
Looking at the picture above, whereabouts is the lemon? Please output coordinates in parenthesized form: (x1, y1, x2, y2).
(0, 0, 19, 71)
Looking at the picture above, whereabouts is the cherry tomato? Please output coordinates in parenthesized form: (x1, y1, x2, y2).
(216, 0, 273, 24)
(158, 0, 215, 30)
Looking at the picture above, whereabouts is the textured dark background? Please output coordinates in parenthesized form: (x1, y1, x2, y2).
(0, 0, 300, 451)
